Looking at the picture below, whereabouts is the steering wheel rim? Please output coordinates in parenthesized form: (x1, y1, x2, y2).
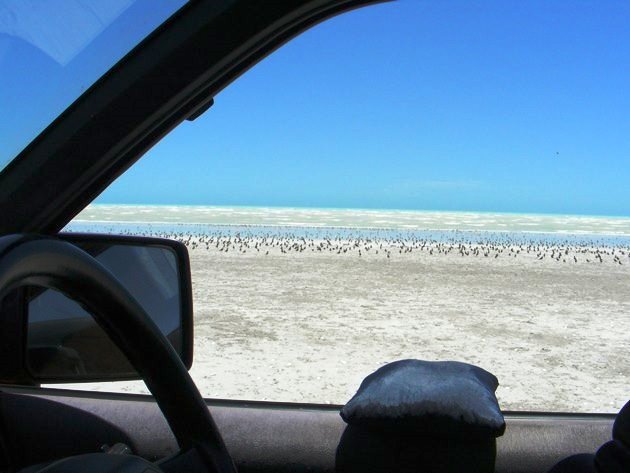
(0, 234, 237, 473)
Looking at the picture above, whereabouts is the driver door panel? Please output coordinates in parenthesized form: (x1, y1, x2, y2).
(0, 387, 614, 473)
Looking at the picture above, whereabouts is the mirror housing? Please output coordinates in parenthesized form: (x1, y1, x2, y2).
(19, 233, 193, 383)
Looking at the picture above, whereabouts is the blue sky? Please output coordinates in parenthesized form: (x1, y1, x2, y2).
(4, 1, 629, 216)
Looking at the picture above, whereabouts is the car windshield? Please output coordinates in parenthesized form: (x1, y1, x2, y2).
(0, 0, 187, 171)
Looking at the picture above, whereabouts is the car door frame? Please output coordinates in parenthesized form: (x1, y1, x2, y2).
(0, 0, 388, 235)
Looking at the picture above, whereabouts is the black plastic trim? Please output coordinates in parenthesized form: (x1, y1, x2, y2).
(0, 0, 388, 236)
(14, 233, 195, 384)
(8, 383, 622, 418)
(59, 233, 195, 374)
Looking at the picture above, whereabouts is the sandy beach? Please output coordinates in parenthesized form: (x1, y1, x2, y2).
(177, 235, 630, 413)
(63, 206, 630, 413)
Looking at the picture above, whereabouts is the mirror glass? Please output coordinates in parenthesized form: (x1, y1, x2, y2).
(26, 241, 186, 381)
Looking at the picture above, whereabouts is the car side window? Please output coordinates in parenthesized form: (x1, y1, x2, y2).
(62, 1, 630, 414)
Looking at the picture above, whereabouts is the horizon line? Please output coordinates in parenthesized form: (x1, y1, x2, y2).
(87, 202, 630, 220)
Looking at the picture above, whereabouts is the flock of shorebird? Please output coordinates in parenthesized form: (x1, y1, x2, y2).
(108, 228, 630, 265)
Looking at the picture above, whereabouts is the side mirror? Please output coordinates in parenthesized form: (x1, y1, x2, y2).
(24, 234, 193, 382)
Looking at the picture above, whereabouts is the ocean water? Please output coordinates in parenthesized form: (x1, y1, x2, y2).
(67, 204, 630, 247)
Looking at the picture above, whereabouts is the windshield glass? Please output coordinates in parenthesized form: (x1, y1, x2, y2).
(0, 0, 187, 171)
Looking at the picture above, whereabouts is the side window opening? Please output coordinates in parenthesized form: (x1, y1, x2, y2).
(58, 1, 630, 414)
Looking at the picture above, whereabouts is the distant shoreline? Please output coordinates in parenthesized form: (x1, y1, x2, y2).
(69, 204, 630, 239)
(67, 220, 630, 240)
(87, 203, 630, 220)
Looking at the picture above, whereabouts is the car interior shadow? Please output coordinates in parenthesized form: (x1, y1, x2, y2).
(335, 424, 496, 473)
(0, 390, 135, 470)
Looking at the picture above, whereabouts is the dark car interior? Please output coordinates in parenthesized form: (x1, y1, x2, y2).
(0, 1, 627, 472)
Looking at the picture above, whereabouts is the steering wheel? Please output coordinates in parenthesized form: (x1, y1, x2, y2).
(0, 234, 238, 473)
